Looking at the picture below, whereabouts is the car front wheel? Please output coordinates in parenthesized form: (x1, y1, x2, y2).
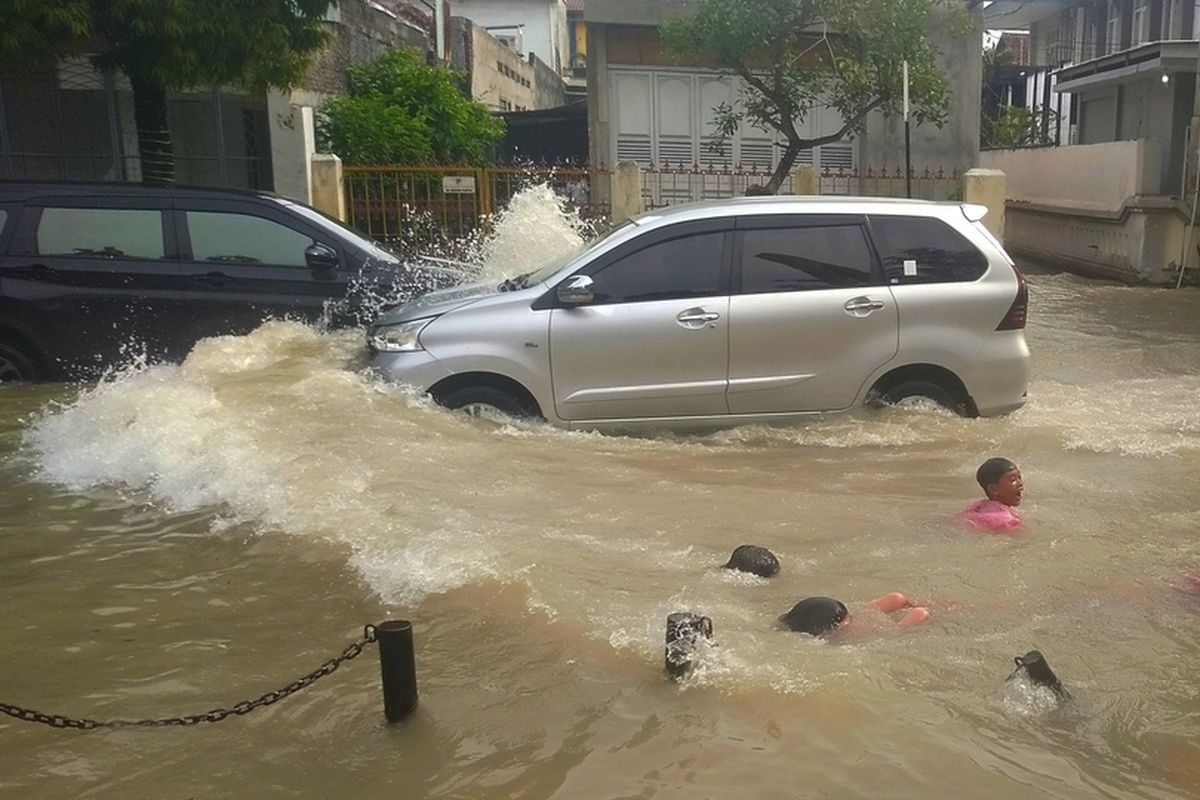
(0, 342, 38, 383)
(438, 386, 539, 420)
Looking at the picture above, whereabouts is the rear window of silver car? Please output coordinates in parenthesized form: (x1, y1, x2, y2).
(869, 216, 988, 284)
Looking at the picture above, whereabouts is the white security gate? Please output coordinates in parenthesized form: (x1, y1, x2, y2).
(609, 67, 856, 204)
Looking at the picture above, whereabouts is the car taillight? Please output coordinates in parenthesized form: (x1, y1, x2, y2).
(996, 268, 1027, 330)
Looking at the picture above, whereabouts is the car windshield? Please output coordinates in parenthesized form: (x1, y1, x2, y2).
(498, 220, 638, 291)
(270, 197, 401, 264)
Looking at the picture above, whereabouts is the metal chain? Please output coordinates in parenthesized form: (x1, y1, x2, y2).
(0, 625, 377, 731)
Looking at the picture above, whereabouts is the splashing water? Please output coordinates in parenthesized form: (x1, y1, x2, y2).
(336, 182, 598, 325)
(472, 183, 595, 283)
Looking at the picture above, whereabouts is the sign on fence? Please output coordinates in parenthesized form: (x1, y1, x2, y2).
(442, 176, 476, 194)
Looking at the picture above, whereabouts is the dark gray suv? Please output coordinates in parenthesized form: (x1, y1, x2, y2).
(0, 182, 448, 381)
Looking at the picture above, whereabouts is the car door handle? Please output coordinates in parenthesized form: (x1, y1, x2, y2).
(843, 297, 886, 314)
(191, 271, 230, 288)
(677, 310, 721, 323)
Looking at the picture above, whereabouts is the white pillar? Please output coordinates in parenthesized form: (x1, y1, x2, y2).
(964, 168, 1007, 242)
(612, 161, 644, 222)
(310, 154, 346, 222)
(268, 90, 316, 203)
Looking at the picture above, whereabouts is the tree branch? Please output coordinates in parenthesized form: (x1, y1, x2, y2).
(797, 95, 886, 149)
(735, 65, 785, 129)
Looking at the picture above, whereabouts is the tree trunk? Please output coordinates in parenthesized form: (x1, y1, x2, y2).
(129, 73, 175, 184)
(765, 138, 802, 194)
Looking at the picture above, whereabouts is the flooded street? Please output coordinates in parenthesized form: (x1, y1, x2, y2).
(2, 244, 1200, 795)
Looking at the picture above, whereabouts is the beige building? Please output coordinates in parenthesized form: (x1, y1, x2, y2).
(451, 17, 567, 112)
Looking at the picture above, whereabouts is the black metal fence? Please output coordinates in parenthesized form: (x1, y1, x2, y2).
(0, 58, 271, 189)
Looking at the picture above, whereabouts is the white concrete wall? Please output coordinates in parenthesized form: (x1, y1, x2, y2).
(454, 0, 567, 73)
(980, 140, 1160, 212)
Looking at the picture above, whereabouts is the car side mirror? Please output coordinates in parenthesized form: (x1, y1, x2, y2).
(556, 274, 594, 305)
(305, 243, 339, 271)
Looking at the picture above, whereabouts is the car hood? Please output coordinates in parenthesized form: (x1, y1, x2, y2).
(373, 280, 499, 324)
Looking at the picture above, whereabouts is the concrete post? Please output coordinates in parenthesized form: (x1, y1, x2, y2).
(612, 160, 644, 223)
(268, 90, 316, 203)
(792, 166, 818, 196)
(963, 168, 1006, 242)
(311, 154, 347, 222)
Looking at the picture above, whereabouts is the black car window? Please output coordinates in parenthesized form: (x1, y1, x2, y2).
(186, 211, 314, 266)
(739, 225, 876, 293)
(36, 207, 164, 259)
(870, 216, 988, 284)
(588, 231, 724, 304)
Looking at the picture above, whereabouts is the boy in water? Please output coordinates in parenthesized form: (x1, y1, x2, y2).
(960, 457, 1024, 532)
(779, 593, 929, 636)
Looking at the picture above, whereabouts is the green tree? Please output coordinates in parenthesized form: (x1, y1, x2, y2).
(0, 0, 336, 183)
(317, 49, 504, 165)
(984, 105, 1057, 149)
(0, 0, 91, 65)
(662, 0, 973, 193)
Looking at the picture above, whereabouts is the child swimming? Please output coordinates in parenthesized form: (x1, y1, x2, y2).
(779, 593, 930, 636)
(960, 457, 1024, 532)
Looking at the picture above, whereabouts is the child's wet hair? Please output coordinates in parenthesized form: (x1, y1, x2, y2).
(779, 597, 849, 636)
(976, 457, 1017, 490)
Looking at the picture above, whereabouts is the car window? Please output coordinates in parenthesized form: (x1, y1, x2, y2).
(739, 225, 876, 293)
(589, 231, 724, 304)
(186, 211, 314, 266)
(870, 216, 988, 284)
(36, 207, 164, 259)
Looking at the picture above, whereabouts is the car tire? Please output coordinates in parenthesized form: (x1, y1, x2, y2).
(438, 386, 538, 420)
(0, 342, 38, 383)
(874, 380, 964, 415)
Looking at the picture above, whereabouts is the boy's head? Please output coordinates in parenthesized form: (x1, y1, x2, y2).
(976, 457, 1023, 506)
(779, 597, 849, 636)
(723, 544, 780, 578)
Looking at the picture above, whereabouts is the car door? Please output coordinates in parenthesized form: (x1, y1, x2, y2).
(175, 198, 348, 338)
(726, 215, 898, 414)
(548, 220, 733, 421)
(1, 196, 187, 377)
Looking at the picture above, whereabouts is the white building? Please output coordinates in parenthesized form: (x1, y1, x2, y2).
(452, 0, 571, 75)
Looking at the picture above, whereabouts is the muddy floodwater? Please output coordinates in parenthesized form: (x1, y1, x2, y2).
(2, 242, 1200, 796)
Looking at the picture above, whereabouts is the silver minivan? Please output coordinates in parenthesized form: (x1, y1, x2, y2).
(368, 197, 1029, 432)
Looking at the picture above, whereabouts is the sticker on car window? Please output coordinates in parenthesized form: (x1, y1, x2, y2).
(903, 259, 918, 277)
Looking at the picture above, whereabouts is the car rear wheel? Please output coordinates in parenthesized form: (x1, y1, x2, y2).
(873, 379, 964, 415)
(0, 342, 38, 383)
(438, 386, 538, 420)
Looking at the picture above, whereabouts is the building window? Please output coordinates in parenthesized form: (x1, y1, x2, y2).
(1132, 0, 1150, 44)
(1106, 0, 1120, 53)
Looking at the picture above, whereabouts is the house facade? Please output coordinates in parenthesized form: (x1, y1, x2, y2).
(584, 0, 982, 200)
(981, 0, 1199, 283)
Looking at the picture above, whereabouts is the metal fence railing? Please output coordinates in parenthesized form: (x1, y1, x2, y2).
(343, 163, 611, 257)
(818, 166, 961, 201)
(0, 58, 270, 189)
(637, 163, 963, 208)
(640, 162, 778, 209)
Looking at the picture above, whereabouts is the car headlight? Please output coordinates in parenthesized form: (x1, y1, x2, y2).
(368, 317, 434, 352)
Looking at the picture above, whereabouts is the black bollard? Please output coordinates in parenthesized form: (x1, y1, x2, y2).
(1010, 649, 1069, 700)
(665, 612, 714, 680)
(377, 620, 418, 722)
